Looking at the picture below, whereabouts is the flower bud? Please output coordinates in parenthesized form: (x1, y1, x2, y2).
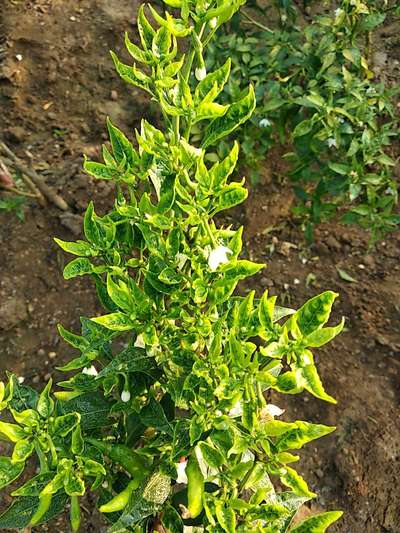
(121, 390, 131, 403)
(195, 66, 207, 81)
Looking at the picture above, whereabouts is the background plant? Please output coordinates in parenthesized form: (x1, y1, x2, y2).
(204, 0, 400, 242)
(0, 1, 343, 531)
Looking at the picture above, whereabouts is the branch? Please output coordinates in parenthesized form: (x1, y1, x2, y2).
(0, 142, 69, 211)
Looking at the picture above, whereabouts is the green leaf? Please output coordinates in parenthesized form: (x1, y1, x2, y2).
(202, 85, 256, 148)
(336, 267, 357, 283)
(140, 397, 173, 435)
(64, 470, 85, 496)
(0, 457, 24, 489)
(290, 510, 344, 532)
(276, 421, 335, 452)
(0, 421, 25, 442)
(63, 258, 94, 280)
(96, 345, 157, 379)
(279, 466, 316, 498)
(195, 58, 231, 102)
(290, 291, 338, 336)
(210, 141, 239, 189)
(161, 504, 184, 533)
(214, 184, 248, 214)
(12, 439, 34, 463)
(215, 501, 236, 533)
(84, 160, 117, 180)
(198, 441, 225, 468)
(37, 379, 54, 419)
(305, 318, 344, 347)
(0, 492, 68, 529)
(111, 51, 151, 94)
(52, 413, 80, 437)
(54, 239, 93, 257)
(59, 392, 111, 430)
(299, 363, 337, 404)
(12, 473, 54, 497)
(108, 472, 171, 532)
(91, 312, 134, 331)
(107, 118, 136, 165)
(293, 119, 314, 138)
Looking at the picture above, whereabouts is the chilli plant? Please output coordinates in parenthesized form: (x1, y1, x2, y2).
(0, 1, 344, 531)
(205, 0, 400, 242)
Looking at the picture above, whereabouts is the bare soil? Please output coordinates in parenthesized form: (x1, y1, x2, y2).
(0, 1, 399, 532)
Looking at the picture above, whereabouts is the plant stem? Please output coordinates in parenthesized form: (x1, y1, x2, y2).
(242, 10, 273, 33)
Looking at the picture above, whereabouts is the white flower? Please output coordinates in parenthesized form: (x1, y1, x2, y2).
(259, 118, 271, 128)
(209, 17, 218, 29)
(134, 334, 145, 348)
(176, 460, 188, 484)
(326, 137, 337, 148)
(121, 390, 131, 403)
(228, 400, 243, 418)
(17, 376, 25, 384)
(82, 365, 98, 376)
(195, 66, 207, 81)
(334, 7, 343, 17)
(208, 245, 232, 271)
(265, 404, 285, 418)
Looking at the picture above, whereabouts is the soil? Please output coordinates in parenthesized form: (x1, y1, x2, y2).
(0, 1, 399, 532)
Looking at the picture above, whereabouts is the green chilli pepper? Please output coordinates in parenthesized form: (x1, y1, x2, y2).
(186, 455, 204, 519)
(70, 495, 81, 532)
(86, 438, 150, 478)
(30, 493, 53, 525)
(99, 479, 139, 513)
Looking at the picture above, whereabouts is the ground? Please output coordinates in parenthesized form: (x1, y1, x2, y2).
(0, 1, 399, 532)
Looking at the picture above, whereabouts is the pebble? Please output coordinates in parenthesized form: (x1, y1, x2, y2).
(326, 235, 341, 252)
(260, 276, 274, 287)
(48, 351, 57, 359)
(0, 297, 28, 330)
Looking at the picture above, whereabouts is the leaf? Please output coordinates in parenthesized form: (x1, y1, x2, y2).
(91, 312, 134, 331)
(0, 421, 26, 442)
(12, 439, 34, 463)
(198, 441, 225, 468)
(84, 161, 117, 180)
(108, 472, 170, 532)
(202, 85, 256, 148)
(12, 473, 54, 497)
(293, 119, 314, 138)
(37, 379, 54, 419)
(299, 363, 337, 404)
(0, 457, 25, 489)
(63, 258, 94, 280)
(276, 421, 335, 452)
(290, 510, 344, 532)
(279, 466, 315, 498)
(195, 58, 231, 102)
(214, 185, 248, 214)
(111, 51, 151, 94)
(52, 412, 80, 437)
(336, 267, 357, 283)
(290, 291, 338, 336)
(96, 345, 157, 379)
(161, 504, 183, 533)
(107, 118, 136, 165)
(58, 392, 112, 430)
(215, 501, 236, 533)
(305, 318, 344, 347)
(0, 492, 68, 529)
(139, 397, 173, 435)
(54, 239, 93, 257)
